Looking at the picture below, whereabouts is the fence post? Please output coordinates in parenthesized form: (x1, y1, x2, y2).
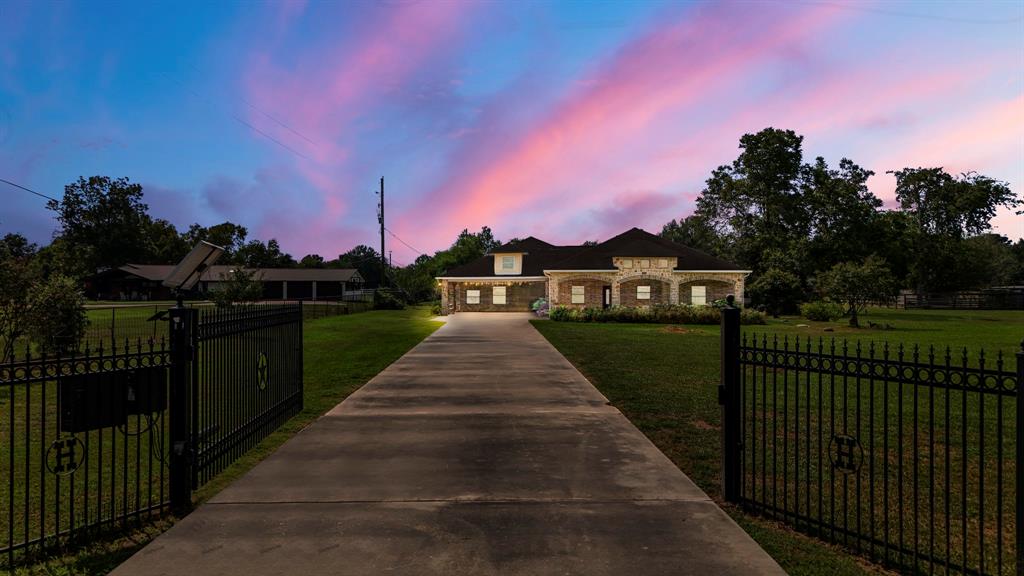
(168, 304, 195, 514)
(720, 296, 741, 503)
(1017, 339, 1023, 576)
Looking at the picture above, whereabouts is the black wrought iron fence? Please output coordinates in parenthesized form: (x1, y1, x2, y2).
(719, 307, 1021, 576)
(1, 303, 305, 568)
(0, 339, 171, 566)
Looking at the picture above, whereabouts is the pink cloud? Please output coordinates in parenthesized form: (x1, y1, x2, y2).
(395, 2, 850, 249)
(241, 1, 477, 246)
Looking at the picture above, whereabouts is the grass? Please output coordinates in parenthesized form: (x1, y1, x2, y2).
(4, 306, 442, 575)
(531, 307, 1023, 576)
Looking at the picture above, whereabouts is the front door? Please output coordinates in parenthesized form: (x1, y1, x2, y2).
(602, 286, 611, 308)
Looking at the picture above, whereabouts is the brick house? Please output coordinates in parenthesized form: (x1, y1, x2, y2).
(437, 227, 749, 314)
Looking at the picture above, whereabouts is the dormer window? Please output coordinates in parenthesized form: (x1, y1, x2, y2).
(621, 259, 633, 269)
(493, 253, 520, 275)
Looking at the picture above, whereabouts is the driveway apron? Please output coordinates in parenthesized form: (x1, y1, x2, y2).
(112, 312, 784, 575)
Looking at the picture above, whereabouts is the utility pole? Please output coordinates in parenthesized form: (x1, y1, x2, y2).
(377, 176, 386, 289)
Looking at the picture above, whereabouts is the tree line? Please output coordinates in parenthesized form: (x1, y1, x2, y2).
(661, 128, 1022, 315)
(3, 128, 1020, 312)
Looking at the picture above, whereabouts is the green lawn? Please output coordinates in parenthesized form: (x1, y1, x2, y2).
(532, 308, 1023, 576)
(7, 306, 442, 575)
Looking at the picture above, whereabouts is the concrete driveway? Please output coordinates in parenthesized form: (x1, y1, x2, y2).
(113, 312, 783, 575)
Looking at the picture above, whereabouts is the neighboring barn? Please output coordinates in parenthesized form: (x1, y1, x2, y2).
(87, 264, 364, 301)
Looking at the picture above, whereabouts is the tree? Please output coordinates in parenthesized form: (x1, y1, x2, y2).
(299, 254, 325, 268)
(25, 275, 88, 353)
(47, 176, 151, 274)
(661, 214, 734, 261)
(235, 238, 295, 268)
(0, 234, 37, 362)
(145, 218, 190, 264)
(335, 245, 386, 288)
(890, 168, 1020, 292)
(209, 269, 264, 307)
(695, 128, 808, 273)
(183, 222, 248, 261)
(747, 267, 803, 316)
(819, 256, 898, 328)
(801, 157, 882, 272)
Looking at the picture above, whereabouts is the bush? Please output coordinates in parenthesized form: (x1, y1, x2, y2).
(531, 297, 550, 317)
(209, 269, 263, 308)
(740, 309, 767, 325)
(26, 275, 87, 354)
(748, 267, 803, 316)
(547, 304, 766, 325)
(801, 300, 845, 321)
(430, 301, 442, 316)
(373, 289, 406, 310)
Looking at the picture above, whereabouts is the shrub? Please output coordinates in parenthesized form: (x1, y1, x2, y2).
(547, 304, 766, 325)
(748, 267, 803, 316)
(740, 309, 767, 325)
(430, 301, 442, 316)
(801, 300, 844, 322)
(531, 297, 550, 318)
(26, 275, 87, 354)
(373, 289, 406, 310)
(209, 269, 263, 308)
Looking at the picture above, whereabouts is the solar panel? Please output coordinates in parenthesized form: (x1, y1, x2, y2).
(162, 241, 225, 291)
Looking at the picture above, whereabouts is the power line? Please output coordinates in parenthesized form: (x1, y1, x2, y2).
(0, 178, 59, 202)
(160, 72, 313, 162)
(186, 63, 321, 148)
(384, 227, 425, 257)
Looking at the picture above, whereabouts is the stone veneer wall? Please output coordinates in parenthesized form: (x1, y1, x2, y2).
(547, 271, 747, 307)
(678, 279, 733, 305)
(555, 278, 609, 309)
(618, 278, 670, 306)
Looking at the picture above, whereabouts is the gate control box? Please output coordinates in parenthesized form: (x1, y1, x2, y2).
(59, 366, 168, 433)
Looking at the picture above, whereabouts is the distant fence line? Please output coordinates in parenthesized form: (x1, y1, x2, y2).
(898, 289, 1024, 311)
(3, 298, 372, 364)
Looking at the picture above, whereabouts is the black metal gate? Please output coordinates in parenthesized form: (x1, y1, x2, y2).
(719, 307, 1021, 576)
(1, 303, 303, 567)
(189, 305, 303, 487)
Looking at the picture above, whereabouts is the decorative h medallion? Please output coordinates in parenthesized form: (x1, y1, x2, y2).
(829, 434, 862, 474)
(257, 352, 269, 391)
(47, 436, 85, 476)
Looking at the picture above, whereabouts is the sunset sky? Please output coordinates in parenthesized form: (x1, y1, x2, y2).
(1, 0, 1021, 263)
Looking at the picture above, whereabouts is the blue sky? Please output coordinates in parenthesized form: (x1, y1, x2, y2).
(1, 0, 1021, 263)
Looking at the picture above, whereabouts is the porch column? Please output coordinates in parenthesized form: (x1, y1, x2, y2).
(611, 281, 621, 306)
(282, 281, 288, 300)
(440, 280, 449, 315)
(312, 281, 317, 301)
(670, 279, 680, 305)
(734, 276, 746, 306)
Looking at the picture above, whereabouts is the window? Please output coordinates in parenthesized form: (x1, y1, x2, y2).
(493, 286, 507, 305)
(637, 285, 651, 300)
(691, 285, 707, 306)
(621, 259, 633, 269)
(501, 256, 515, 270)
(639, 259, 650, 268)
(466, 289, 480, 304)
(658, 258, 668, 268)
(571, 285, 585, 304)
